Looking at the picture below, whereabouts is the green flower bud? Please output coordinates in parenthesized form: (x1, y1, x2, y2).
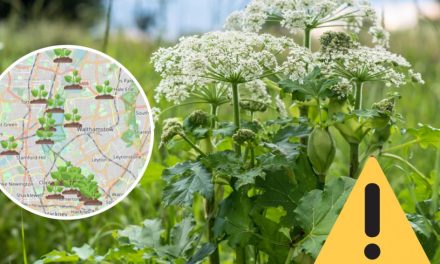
(160, 118, 183, 147)
(239, 100, 268, 112)
(232, 129, 256, 145)
(320, 31, 356, 53)
(372, 98, 394, 116)
(307, 127, 336, 176)
(187, 110, 209, 127)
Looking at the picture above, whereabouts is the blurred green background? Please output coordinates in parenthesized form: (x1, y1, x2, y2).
(0, 0, 439, 263)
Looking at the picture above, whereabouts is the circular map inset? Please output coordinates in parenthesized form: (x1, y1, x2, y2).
(0, 45, 154, 219)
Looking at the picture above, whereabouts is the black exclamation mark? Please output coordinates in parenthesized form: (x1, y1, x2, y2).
(364, 183, 381, 260)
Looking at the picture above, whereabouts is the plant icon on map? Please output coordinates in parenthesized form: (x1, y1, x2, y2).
(64, 70, 83, 90)
(53, 48, 72, 63)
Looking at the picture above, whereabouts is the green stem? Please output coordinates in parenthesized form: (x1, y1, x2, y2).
(382, 139, 420, 153)
(232, 82, 241, 155)
(284, 247, 295, 264)
(349, 81, 364, 178)
(236, 247, 246, 264)
(432, 148, 440, 215)
(354, 81, 363, 110)
(299, 28, 312, 147)
(180, 134, 206, 157)
(250, 147, 255, 168)
(381, 152, 431, 190)
(349, 143, 359, 178)
(206, 104, 220, 264)
(21, 210, 28, 264)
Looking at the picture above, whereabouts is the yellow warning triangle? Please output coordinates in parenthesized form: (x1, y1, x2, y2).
(315, 157, 430, 264)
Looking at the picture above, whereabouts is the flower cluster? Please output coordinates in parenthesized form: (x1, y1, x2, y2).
(238, 80, 272, 106)
(372, 97, 395, 115)
(160, 118, 183, 147)
(318, 32, 422, 87)
(152, 31, 307, 104)
(225, 0, 378, 36)
(330, 78, 353, 101)
(232, 129, 256, 145)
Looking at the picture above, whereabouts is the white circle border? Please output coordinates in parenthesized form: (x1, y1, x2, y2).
(0, 45, 155, 220)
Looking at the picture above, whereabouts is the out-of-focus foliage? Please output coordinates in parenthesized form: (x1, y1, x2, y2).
(0, 0, 102, 26)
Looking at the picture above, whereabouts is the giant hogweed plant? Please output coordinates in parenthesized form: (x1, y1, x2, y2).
(149, 1, 437, 264)
(35, 0, 439, 263)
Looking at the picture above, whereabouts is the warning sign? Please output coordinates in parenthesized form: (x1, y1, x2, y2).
(315, 157, 430, 263)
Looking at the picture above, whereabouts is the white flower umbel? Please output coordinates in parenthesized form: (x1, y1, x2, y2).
(225, 0, 379, 36)
(152, 31, 309, 104)
(320, 45, 421, 87)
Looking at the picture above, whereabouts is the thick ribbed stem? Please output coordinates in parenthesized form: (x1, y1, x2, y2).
(349, 81, 363, 178)
(206, 104, 220, 264)
(300, 28, 312, 147)
(232, 83, 241, 155)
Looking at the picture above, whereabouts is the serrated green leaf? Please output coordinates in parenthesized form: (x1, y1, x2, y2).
(250, 211, 291, 263)
(255, 166, 304, 226)
(213, 191, 254, 247)
(273, 124, 310, 143)
(279, 67, 336, 100)
(1, 141, 8, 149)
(187, 243, 216, 264)
(407, 213, 440, 260)
(118, 219, 162, 249)
(162, 161, 213, 206)
(34, 250, 79, 263)
(213, 122, 236, 137)
(234, 167, 265, 189)
(293, 177, 355, 258)
(408, 124, 440, 149)
(72, 244, 94, 260)
(262, 139, 300, 160)
(159, 217, 196, 258)
(201, 150, 241, 177)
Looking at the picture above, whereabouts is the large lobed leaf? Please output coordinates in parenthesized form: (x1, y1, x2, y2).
(293, 177, 355, 258)
(162, 161, 213, 206)
(407, 123, 440, 149)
